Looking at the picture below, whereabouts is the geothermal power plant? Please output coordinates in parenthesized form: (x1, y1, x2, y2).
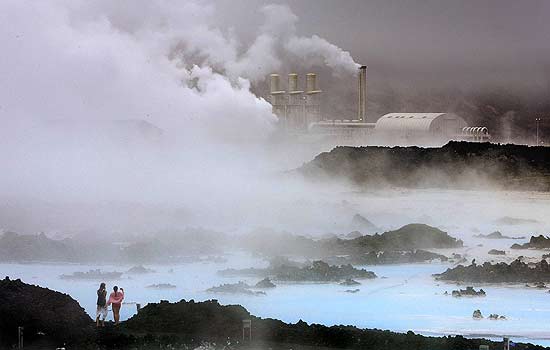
(268, 66, 491, 145)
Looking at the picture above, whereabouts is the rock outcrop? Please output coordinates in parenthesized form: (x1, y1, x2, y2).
(299, 142, 550, 192)
(272, 260, 376, 282)
(0, 232, 78, 262)
(220, 260, 376, 282)
(435, 259, 550, 283)
(473, 309, 483, 319)
(326, 224, 462, 255)
(349, 214, 379, 233)
(340, 278, 361, 286)
(146, 283, 176, 289)
(475, 231, 525, 239)
(511, 235, 550, 250)
(207, 282, 266, 295)
(126, 265, 155, 274)
(254, 278, 276, 288)
(488, 249, 506, 255)
(338, 249, 448, 265)
(0, 277, 93, 348)
(239, 224, 462, 259)
(451, 287, 486, 297)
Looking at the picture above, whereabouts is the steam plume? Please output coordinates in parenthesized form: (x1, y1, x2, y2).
(0, 0, 361, 233)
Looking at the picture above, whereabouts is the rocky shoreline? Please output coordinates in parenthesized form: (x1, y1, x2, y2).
(1, 277, 547, 350)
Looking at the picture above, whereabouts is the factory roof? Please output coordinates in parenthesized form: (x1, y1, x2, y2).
(375, 113, 464, 132)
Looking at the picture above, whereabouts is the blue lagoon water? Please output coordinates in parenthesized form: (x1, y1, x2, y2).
(2, 258, 550, 346)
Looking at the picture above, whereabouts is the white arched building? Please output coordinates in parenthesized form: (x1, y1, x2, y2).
(370, 113, 468, 144)
(374, 113, 468, 136)
(308, 112, 473, 145)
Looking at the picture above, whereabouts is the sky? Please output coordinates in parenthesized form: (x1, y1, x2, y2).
(216, 0, 550, 78)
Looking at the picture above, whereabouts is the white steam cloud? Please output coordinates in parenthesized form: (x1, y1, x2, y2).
(1, 1, 359, 139)
(0, 0, 360, 234)
(285, 35, 360, 76)
(0, 1, 276, 142)
(225, 4, 360, 81)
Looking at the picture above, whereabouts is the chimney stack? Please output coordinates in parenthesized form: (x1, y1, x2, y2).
(270, 74, 284, 94)
(306, 73, 321, 93)
(269, 74, 286, 122)
(288, 73, 299, 93)
(287, 73, 305, 129)
(357, 65, 367, 122)
(305, 73, 322, 124)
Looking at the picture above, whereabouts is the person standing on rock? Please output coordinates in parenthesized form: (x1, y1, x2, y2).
(96, 282, 108, 327)
(107, 285, 124, 325)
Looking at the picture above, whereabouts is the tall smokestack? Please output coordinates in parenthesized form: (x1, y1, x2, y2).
(288, 73, 305, 130)
(305, 73, 322, 124)
(306, 73, 321, 93)
(269, 73, 286, 123)
(357, 65, 367, 122)
(288, 73, 299, 92)
(270, 74, 283, 93)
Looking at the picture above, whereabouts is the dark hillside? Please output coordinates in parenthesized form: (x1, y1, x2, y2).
(299, 142, 550, 191)
(0, 277, 93, 348)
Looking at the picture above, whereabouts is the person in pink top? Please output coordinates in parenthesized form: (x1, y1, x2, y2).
(107, 285, 124, 325)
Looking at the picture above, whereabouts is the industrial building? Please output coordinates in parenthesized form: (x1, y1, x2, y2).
(267, 66, 491, 145)
(268, 72, 322, 132)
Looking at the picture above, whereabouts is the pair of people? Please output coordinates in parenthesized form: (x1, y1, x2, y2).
(96, 283, 125, 327)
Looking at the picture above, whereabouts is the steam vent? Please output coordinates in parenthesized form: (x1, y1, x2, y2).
(268, 66, 490, 145)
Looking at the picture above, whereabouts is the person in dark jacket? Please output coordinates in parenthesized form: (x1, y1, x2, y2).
(96, 282, 107, 327)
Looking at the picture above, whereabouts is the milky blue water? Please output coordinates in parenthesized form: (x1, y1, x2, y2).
(2, 256, 550, 346)
(3, 189, 550, 346)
